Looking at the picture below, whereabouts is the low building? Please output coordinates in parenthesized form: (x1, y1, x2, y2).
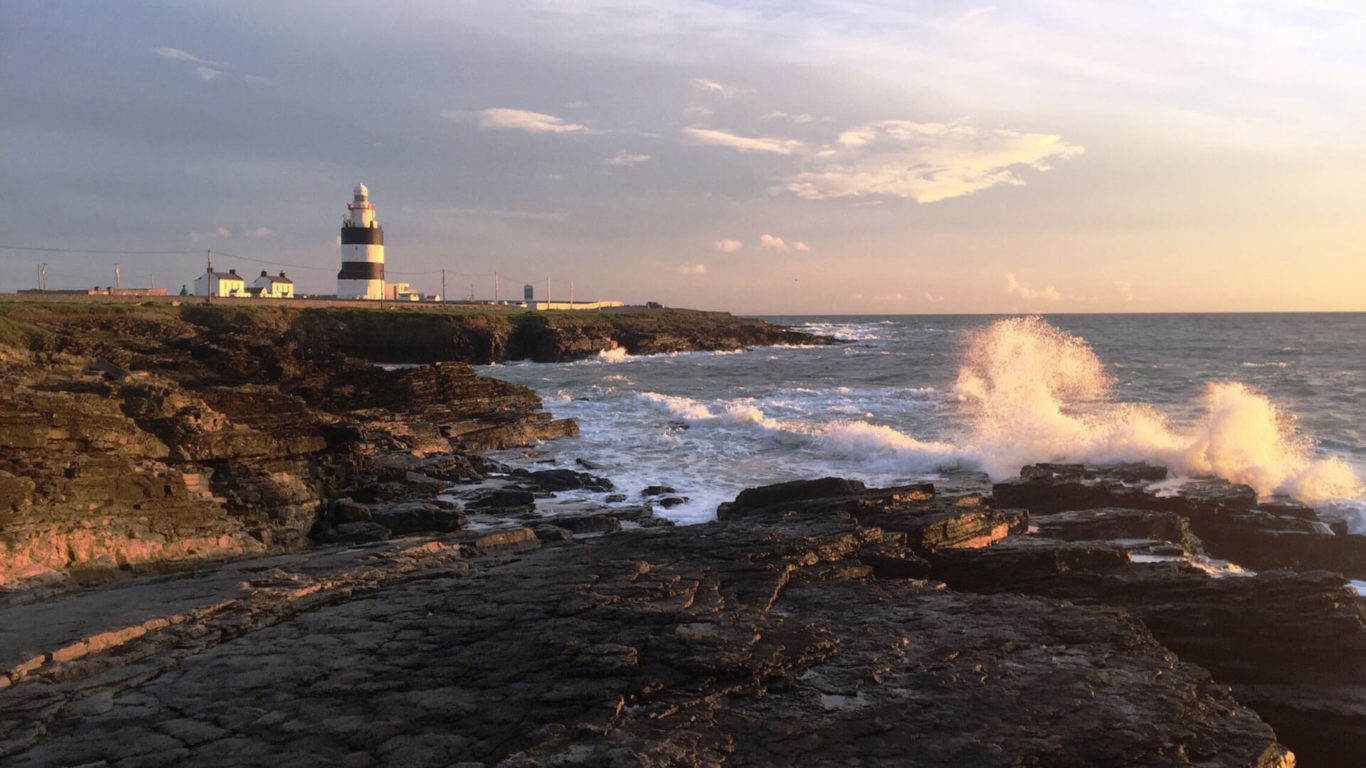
(193, 268, 246, 297)
(253, 270, 295, 298)
(386, 282, 421, 301)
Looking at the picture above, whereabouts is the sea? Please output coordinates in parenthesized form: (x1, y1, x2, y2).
(477, 314, 1366, 532)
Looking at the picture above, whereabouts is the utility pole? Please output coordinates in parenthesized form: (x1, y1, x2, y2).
(114, 263, 121, 290)
(570, 280, 574, 308)
(546, 278, 551, 308)
(206, 249, 213, 304)
(441, 268, 446, 304)
(494, 272, 499, 304)
(149, 273, 155, 289)
(37, 263, 47, 290)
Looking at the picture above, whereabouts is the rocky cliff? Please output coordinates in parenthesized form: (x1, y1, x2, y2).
(0, 303, 824, 587)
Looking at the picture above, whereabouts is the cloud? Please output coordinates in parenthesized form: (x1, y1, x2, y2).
(154, 47, 220, 67)
(155, 47, 226, 81)
(1005, 273, 1062, 301)
(605, 151, 651, 166)
(188, 227, 231, 242)
(244, 227, 273, 239)
(444, 108, 586, 134)
(759, 234, 787, 251)
(793, 241, 811, 252)
(712, 239, 742, 253)
(682, 127, 804, 155)
(678, 263, 707, 275)
(785, 120, 1083, 202)
(1115, 280, 1135, 302)
(692, 78, 747, 98)
(683, 105, 714, 121)
(763, 111, 814, 124)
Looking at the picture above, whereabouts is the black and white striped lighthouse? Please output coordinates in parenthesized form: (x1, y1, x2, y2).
(337, 183, 385, 300)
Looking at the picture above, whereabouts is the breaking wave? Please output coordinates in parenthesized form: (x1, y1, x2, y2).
(953, 317, 1363, 504)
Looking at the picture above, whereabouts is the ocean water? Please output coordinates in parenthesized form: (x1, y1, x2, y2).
(478, 314, 1366, 530)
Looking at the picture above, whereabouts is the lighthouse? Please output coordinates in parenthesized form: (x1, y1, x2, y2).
(337, 183, 385, 300)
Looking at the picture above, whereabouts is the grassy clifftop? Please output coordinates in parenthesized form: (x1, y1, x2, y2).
(0, 301, 832, 364)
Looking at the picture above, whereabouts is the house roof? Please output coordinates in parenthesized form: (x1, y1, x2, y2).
(200, 271, 245, 281)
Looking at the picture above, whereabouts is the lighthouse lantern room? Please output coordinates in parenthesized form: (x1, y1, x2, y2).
(336, 183, 385, 300)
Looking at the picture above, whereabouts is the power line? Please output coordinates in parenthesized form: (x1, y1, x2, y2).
(211, 250, 334, 273)
(0, 244, 201, 255)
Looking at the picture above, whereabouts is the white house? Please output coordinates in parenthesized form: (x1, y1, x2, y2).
(193, 268, 247, 297)
(253, 270, 294, 298)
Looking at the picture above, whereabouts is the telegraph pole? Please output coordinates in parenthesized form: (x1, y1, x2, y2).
(441, 268, 446, 304)
(494, 272, 499, 304)
(37, 263, 47, 290)
(570, 280, 574, 308)
(114, 263, 121, 290)
(546, 278, 551, 307)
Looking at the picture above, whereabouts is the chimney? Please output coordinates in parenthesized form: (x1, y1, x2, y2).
(229, 268, 237, 275)
(261, 269, 268, 277)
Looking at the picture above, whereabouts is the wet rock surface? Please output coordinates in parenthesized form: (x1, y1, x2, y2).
(995, 462, 1366, 577)
(0, 479, 1299, 768)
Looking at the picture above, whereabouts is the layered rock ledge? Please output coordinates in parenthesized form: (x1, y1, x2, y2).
(0, 302, 828, 587)
(0, 474, 1310, 767)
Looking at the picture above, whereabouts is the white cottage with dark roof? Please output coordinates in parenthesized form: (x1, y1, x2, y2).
(253, 270, 294, 298)
(193, 268, 246, 297)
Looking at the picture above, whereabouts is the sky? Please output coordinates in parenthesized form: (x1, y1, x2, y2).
(2, 0, 1364, 314)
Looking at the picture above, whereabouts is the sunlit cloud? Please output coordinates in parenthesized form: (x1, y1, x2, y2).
(763, 111, 814, 124)
(678, 263, 707, 275)
(1006, 273, 1062, 301)
(692, 78, 747, 98)
(757, 234, 810, 252)
(443, 108, 586, 134)
(605, 151, 651, 166)
(712, 239, 742, 253)
(786, 120, 1083, 202)
(682, 127, 804, 155)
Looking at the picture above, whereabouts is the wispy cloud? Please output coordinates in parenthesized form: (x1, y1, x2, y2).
(1115, 280, 1135, 302)
(155, 47, 226, 81)
(444, 108, 586, 134)
(678, 263, 707, 275)
(244, 227, 273, 239)
(712, 239, 742, 253)
(1005, 273, 1061, 301)
(605, 151, 651, 166)
(682, 127, 804, 155)
(763, 111, 814, 124)
(692, 78, 748, 98)
(786, 120, 1083, 203)
(188, 227, 231, 242)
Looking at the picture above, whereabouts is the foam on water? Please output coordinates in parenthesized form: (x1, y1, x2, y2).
(953, 317, 1365, 505)
(480, 314, 1366, 526)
